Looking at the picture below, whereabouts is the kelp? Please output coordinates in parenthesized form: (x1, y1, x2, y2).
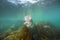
(0, 22, 60, 40)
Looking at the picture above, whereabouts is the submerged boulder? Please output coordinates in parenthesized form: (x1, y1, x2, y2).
(3, 25, 32, 40)
(2, 22, 59, 40)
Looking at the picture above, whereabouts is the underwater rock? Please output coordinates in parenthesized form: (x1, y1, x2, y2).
(3, 31, 20, 40)
(0, 32, 10, 40)
(36, 22, 56, 40)
(3, 25, 32, 40)
(1, 22, 60, 40)
(19, 25, 32, 40)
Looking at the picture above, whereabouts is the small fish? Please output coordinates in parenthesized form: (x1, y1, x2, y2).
(24, 15, 32, 27)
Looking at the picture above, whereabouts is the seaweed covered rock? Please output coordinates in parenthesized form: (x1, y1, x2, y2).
(36, 22, 56, 40)
(3, 25, 32, 40)
(2, 22, 59, 40)
(19, 25, 32, 40)
(3, 31, 20, 40)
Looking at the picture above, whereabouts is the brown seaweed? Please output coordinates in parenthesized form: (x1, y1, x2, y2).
(0, 22, 60, 40)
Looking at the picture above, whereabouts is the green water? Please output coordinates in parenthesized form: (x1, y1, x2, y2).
(21, 5, 60, 27)
(0, 3, 60, 33)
